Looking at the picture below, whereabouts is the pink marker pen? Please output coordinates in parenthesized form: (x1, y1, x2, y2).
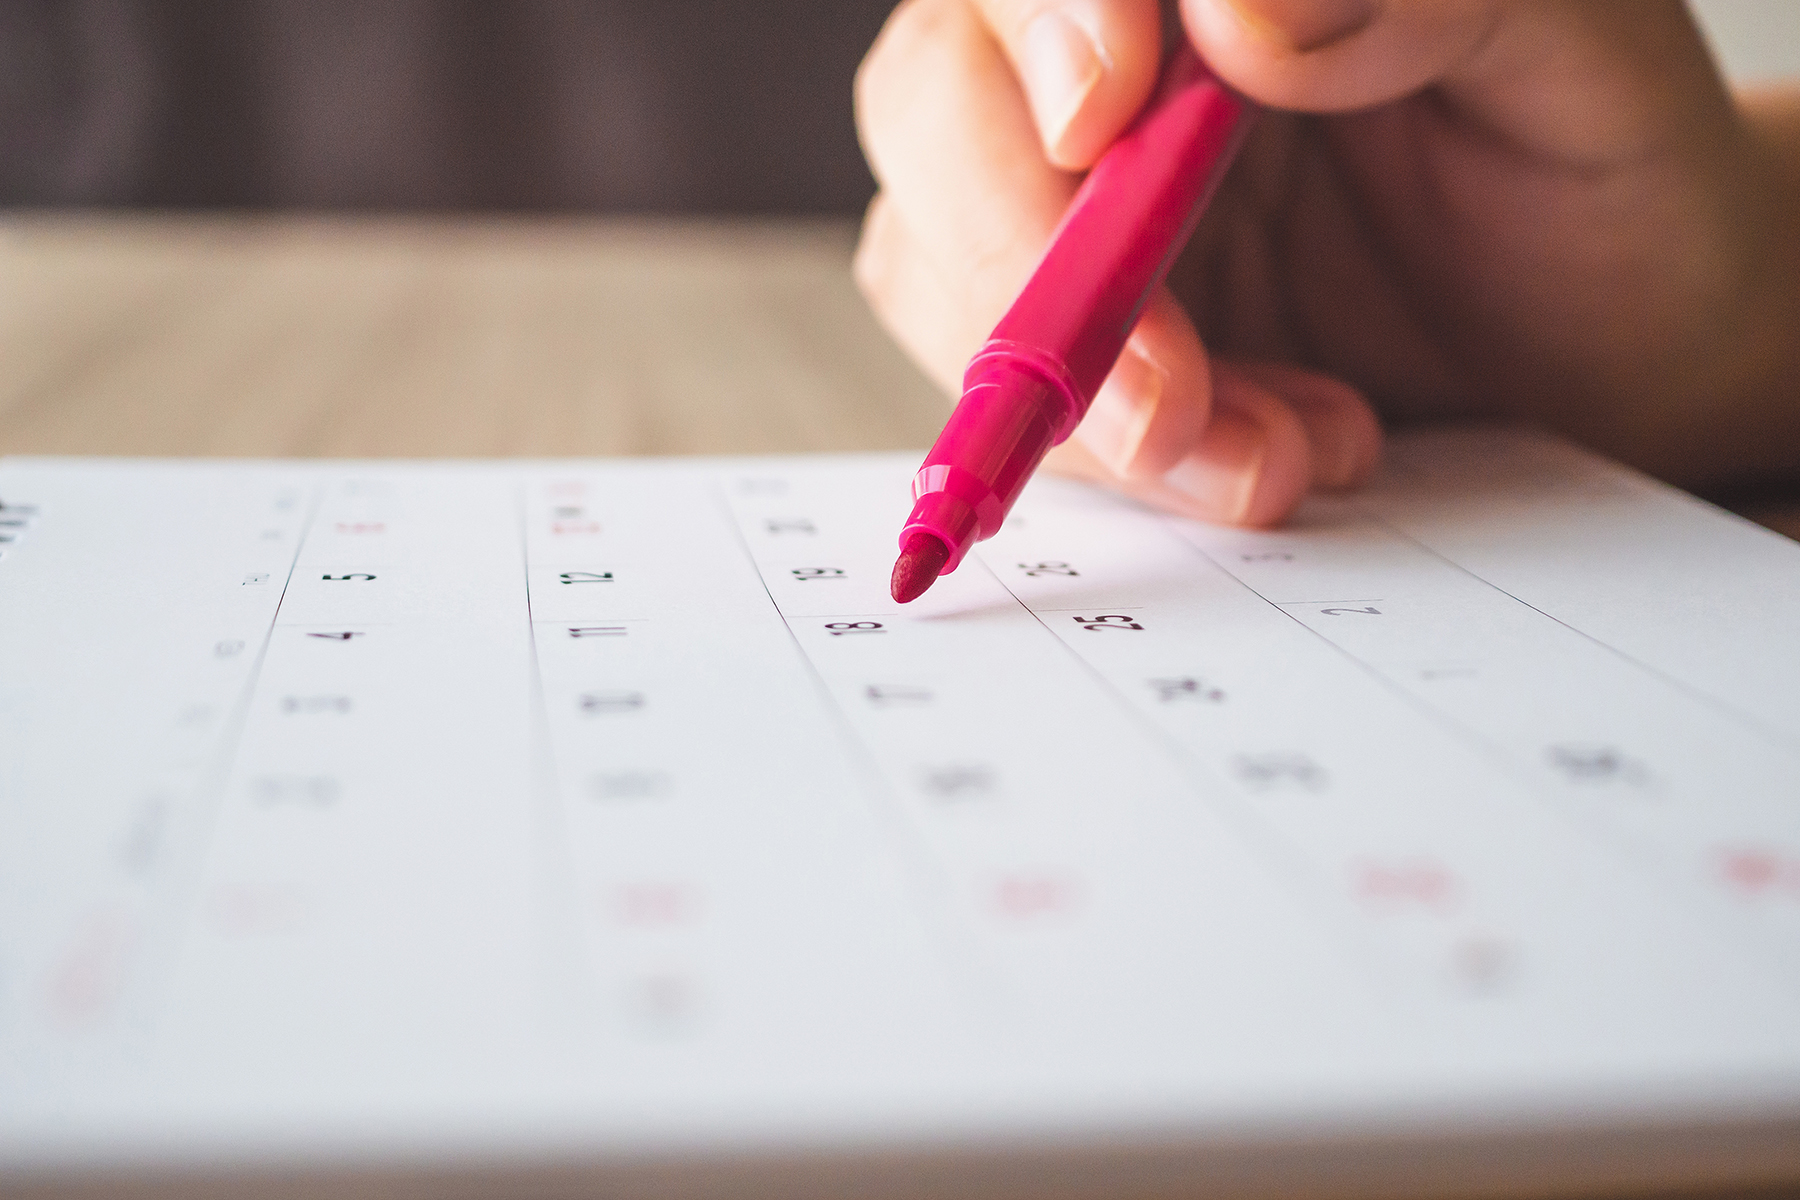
(890, 45, 1256, 603)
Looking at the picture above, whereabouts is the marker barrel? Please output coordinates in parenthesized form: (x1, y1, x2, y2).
(900, 44, 1252, 575)
(898, 47, 1253, 576)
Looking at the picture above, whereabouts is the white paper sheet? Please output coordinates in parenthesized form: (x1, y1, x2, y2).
(2, 427, 1798, 1196)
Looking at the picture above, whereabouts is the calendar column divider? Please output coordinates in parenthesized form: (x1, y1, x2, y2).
(513, 472, 598, 1031)
(126, 474, 325, 1045)
(705, 474, 1011, 1021)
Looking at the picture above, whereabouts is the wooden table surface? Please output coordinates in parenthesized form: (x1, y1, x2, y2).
(4, 212, 1796, 547)
(0, 214, 950, 462)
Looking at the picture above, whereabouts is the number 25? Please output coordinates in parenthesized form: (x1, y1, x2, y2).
(1075, 614, 1142, 631)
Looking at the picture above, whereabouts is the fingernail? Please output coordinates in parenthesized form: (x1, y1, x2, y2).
(1223, 0, 1377, 53)
(1161, 407, 1267, 524)
(1018, 6, 1107, 157)
(1075, 346, 1165, 476)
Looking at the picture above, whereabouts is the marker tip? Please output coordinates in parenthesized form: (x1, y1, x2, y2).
(890, 532, 949, 604)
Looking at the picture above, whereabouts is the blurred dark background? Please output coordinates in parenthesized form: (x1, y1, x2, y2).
(0, 0, 895, 212)
(8, 2, 1790, 216)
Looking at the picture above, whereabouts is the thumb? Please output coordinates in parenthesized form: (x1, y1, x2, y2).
(1181, 1, 1731, 165)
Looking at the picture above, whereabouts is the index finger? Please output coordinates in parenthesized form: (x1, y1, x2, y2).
(972, 0, 1165, 167)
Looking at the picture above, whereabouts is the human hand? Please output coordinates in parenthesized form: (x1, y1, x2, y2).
(854, 0, 1800, 523)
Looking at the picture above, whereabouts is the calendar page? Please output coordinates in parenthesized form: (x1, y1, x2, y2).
(2, 427, 1798, 1199)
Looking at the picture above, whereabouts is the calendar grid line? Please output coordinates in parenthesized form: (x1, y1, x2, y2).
(706, 476, 1009, 1027)
(120, 476, 325, 1053)
(1157, 499, 1800, 986)
(513, 475, 597, 1031)
(1362, 507, 1800, 760)
(1148, 512, 1544, 797)
(969, 545, 1398, 999)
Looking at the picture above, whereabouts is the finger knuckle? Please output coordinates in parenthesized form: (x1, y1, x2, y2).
(855, 0, 952, 133)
